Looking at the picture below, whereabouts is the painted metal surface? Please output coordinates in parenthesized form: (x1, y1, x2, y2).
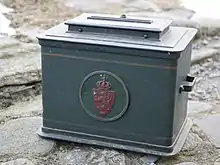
(79, 70, 129, 121)
(37, 13, 197, 156)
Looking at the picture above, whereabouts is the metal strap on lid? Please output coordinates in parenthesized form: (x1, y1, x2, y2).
(87, 15, 153, 24)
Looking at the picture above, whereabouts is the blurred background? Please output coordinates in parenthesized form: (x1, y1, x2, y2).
(1, 0, 220, 36)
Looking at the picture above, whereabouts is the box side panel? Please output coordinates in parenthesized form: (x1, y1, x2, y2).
(172, 42, 192, 139)
(41, 43, 177, 147)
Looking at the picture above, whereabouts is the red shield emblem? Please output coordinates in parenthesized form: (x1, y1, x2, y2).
(93, 76, 116, 117)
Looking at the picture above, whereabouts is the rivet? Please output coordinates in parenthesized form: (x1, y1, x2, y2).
(78, 28, 83, 32)
(144, 34, 148, 39)
(120, 14, 126, 18)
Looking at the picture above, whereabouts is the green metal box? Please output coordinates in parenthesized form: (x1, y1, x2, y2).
(37, 13, 197, 156)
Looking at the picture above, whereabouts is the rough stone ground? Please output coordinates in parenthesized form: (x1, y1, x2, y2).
(1, 0, 220, 164)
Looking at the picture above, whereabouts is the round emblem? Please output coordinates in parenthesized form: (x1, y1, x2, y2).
(79, 70, 129, 122)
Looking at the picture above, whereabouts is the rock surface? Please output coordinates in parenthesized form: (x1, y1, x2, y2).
(191, 16, 220, 35)
(60, 149, 90, 165)
(0, 117, 55, 156)
(0, 51, 41, 87)
(64, 0, 181, 13)
(174, 162, 198, 165)
(0, 37, 20, 49)
(60, 148, 126, 165)
(0, 95, 42, 122)
(0, 35, 41, 88)
(0, 40, 41, 109)
(126, 8, 195, 20)
(191, 48, 219, 64)
(65, 0, 124, 13)
(123, 0, 161, 12)
(139, 155, 159, 164)
(1, 0, 220, 164)
(187, 100, 212, 117)
(182, 132, 203, 152)
(194, 114, 220, 148)
(0, 158, 34, 165)
(191, 52, 220, 101)
(215, 158, 220, 165)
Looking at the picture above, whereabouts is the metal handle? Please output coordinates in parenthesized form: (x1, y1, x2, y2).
(87, 15, 153, 24)
(179, 75, 196, 93)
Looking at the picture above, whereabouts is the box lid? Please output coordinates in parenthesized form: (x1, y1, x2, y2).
(37, 13, 197, 53)
(65, 13, 172, 40)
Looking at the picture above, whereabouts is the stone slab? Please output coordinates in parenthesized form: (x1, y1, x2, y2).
(208, 40, 220, 49)
(139, 154, 159, 164)
(123, 0, 161, 12)
(15, 28, 46, 43)
(0, 158, 34, 165)
(0, 37, 20, 49)
(126, 11, 189, 21)
(60, 149, 90, 165)
(151, 0, 180, 10)
(65, 0, 124, 12)
(174, 162, 198, 165)
(190, 16, 220, 36)
(0, 52, 41, 87)
(194, 114, 220, 148)
(125, 8, 194, 19)
(215, 158, 220, 165)
(60, 148, 126, 165)
(0, 95, 42, 118)
(191, 48, 219, 64)
(0, 117, 55, 156)
(187, 100, 212, 117)
(0, 43, 39, 59)
(166, 9, 195, 19)
(191, 16, 220, 28)
(64, 0, 181, 12)
(182, 132, 202, 152)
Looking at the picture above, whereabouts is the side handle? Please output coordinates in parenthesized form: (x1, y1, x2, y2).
(179, 75, 196, 93)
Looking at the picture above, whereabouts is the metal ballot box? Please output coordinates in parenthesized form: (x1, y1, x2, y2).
(37, 13, 197, 156)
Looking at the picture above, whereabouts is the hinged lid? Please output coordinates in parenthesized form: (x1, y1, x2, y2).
(37, 13, 197, 53)
(64, 13, 172, 40)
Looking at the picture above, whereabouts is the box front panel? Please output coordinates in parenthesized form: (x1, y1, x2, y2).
(41, 45, 177, 147)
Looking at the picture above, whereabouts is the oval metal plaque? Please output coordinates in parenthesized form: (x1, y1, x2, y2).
(79, 71, 129, 122)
